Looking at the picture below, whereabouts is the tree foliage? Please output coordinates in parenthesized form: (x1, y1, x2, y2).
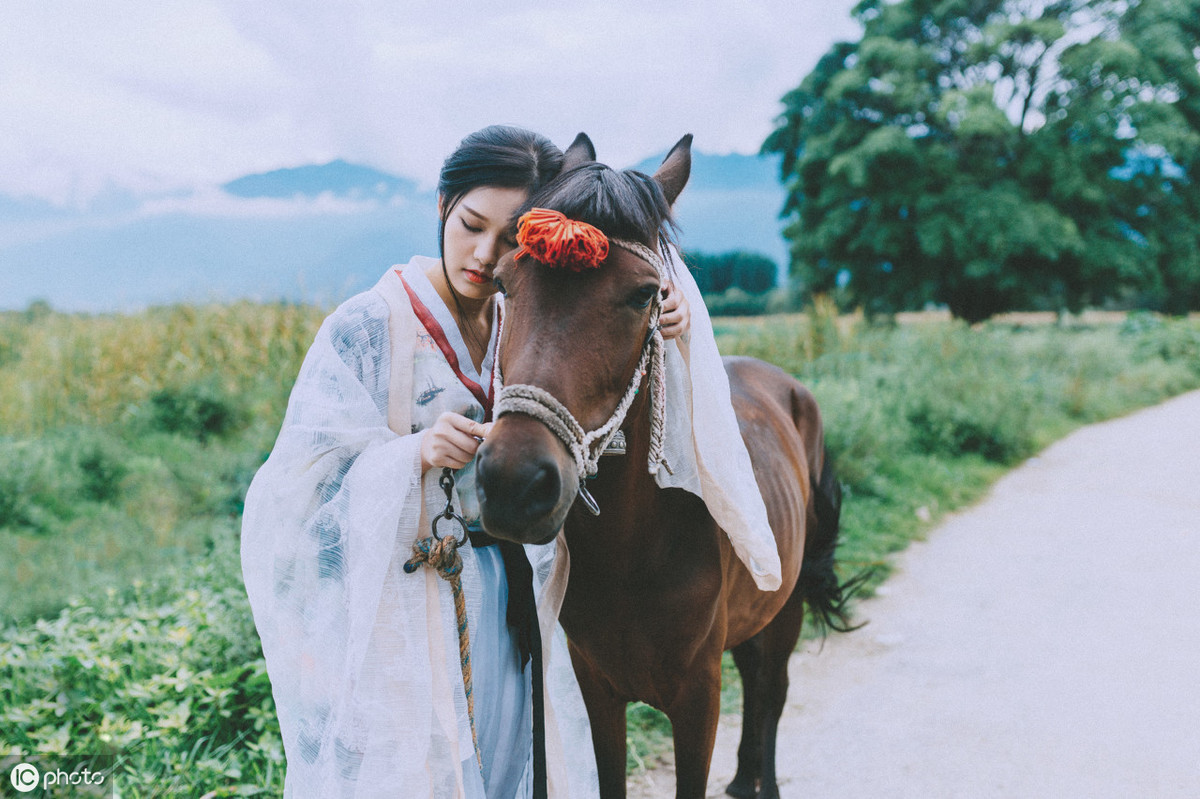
(765, 0, 1200, 321)
(685, 250, 779, 294)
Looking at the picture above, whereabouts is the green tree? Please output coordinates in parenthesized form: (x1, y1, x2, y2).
(765, 0, 1200, 322)
(1117, 0, 1200, 313)
(685, 250, 778, 295)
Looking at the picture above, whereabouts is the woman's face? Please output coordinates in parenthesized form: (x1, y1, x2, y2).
(440, 186, 528, 301)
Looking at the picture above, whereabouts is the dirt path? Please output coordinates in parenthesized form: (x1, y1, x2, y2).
(628, 389, 1200, 798)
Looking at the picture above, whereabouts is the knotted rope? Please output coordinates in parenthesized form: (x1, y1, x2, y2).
(492, 237, 670, 503)
(403, 468, 482, 773)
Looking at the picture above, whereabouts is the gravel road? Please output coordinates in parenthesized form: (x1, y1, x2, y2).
(628, 389, 1200, 798)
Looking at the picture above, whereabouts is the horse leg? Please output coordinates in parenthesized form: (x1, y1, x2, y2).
(757, 591, 807, 799)
(667, 661, 723, 799)
(583, 687, 628, 798)
(569, 652, 629, 798)
(727, 637, 763, 798)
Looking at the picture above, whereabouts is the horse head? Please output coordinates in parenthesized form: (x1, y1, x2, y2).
(475, 133, 692, 545)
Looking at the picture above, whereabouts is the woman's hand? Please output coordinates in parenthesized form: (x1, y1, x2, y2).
(420, 412, 493, 472)
(659, 281, 691, 341)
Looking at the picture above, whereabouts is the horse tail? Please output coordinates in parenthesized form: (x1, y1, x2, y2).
(797, 449, 871, 636)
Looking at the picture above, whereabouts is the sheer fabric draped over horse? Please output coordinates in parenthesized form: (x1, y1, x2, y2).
(476, 134, 861, 799)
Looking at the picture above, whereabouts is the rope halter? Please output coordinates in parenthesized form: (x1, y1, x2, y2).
(492, 210, 670, 515)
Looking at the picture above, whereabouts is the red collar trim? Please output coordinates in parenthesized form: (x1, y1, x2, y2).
(398, 270, 496, 419)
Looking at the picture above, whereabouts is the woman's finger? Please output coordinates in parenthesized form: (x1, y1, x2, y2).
(443, 412, 490, 441)
(440, 427, 481, 457)
(430, 441, 474, 470)
(659, 313, 685, 341)
(661, 286, 681, 314)
(421, 414, 489, 470)
(658, 281, 691, 341)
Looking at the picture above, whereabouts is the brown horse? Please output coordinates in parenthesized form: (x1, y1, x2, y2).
(476, 134, 861, 799)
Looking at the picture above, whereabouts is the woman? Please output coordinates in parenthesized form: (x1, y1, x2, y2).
(241, 126, 689, 798)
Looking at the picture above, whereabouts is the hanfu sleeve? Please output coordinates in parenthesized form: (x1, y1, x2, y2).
(241, 289, 444, 796)
(656, 246, 783, 591)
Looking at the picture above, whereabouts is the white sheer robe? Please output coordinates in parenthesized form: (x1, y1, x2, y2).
(242, 258, 598, 798)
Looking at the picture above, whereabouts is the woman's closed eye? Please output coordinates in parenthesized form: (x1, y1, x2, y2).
(460, 218, 483, 234)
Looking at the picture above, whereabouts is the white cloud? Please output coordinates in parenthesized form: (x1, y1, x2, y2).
(136, 188, 399, 220)
(0, 0, 860, 204)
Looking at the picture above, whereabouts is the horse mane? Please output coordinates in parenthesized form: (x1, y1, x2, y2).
(519, 162, 680, 271)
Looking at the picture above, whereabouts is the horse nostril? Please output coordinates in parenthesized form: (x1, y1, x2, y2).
(521, 461, 560, 518)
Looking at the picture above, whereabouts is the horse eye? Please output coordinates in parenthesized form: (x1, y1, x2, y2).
(628, 286, 657, 309)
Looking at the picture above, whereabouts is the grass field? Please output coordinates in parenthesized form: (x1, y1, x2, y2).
(2, 301, 1198, 794)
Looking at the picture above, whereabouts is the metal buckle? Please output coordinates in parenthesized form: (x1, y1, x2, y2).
(432, 467, 469, 545)
(602, 430, 626, 456)
(576, 480, 601, 516)
(431, 511, 469, 546)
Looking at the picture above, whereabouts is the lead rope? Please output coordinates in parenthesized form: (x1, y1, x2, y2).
(403, 467, 483, 775)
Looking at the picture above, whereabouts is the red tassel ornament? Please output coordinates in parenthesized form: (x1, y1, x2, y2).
(515, 208, 609, 271)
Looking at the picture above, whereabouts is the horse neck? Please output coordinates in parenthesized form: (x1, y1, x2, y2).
(566, 386, 661, 564)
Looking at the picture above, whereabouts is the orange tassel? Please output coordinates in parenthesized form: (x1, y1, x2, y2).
(515, 208, 609, 271)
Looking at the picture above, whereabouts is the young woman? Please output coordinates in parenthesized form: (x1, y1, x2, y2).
(241, 126, 690, 798)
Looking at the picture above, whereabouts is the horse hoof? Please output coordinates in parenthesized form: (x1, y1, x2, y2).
(725, 776, 757, 799)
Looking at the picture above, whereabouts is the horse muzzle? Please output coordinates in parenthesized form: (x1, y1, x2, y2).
(476, 414, 579, 546)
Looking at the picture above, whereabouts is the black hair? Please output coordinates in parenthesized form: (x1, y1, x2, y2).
(438, 125, 564, 213)
(436, 125, 564, 351)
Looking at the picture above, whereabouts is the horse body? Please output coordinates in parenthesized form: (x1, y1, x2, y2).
(557, 355, 831, 799)
(476, 134, 858, 799)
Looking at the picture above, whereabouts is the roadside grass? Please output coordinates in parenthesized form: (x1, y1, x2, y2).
(2, 303, 1199, 792)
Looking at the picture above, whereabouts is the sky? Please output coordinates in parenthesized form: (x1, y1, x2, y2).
(0, 1, 861, 207)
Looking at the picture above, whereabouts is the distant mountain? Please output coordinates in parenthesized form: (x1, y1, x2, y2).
(0, 151, 790, 312)
(222, 159, 421, 200)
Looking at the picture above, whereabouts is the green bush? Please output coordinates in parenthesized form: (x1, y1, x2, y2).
(0, 426, 264, 621)
(704, 287, 771, 317)
(0, 439, 79, 533)
(149, 382, 244, 442)
(74, 432, 130, 504)
(905, 369, 1035, 462)
(811, 377, 907, 493)
(0, 430, 139, 531)
(764, 285, 806, 315)
(1128, 317, 1200, 375)
(0, 530, 283, 798)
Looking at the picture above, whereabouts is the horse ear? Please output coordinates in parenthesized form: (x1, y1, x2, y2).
(562, 133, 596, 173)
(653, 134, 692, 207)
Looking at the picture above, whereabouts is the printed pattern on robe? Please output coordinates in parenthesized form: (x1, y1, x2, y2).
(410, 326, 489, 525)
